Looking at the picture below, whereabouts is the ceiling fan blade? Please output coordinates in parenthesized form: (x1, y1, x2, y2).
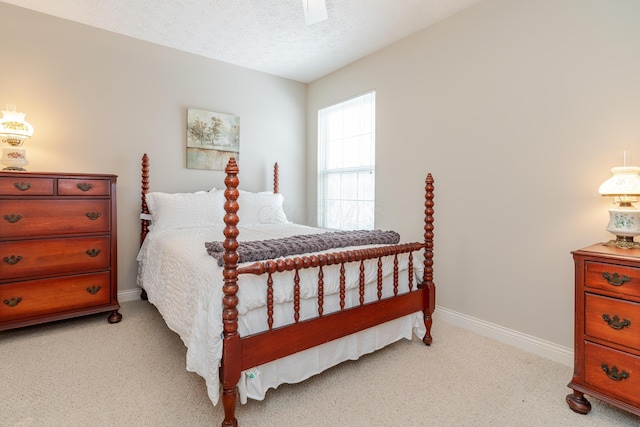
(303, 0, 328, 25)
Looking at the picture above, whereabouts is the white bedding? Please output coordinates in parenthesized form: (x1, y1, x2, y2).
(137, 223, 426, 406)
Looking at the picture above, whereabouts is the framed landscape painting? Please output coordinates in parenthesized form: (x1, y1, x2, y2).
(186, 108, 240, 170)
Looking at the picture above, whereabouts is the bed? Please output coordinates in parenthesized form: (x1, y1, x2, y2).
(136, 153, 435, 426)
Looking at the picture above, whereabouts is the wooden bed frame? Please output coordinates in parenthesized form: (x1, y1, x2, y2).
(139, 153, 436, 426)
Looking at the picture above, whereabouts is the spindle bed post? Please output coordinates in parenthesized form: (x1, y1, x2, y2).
(220, 157, 241, 427)
(140, 153, 150, 245)
(273, 162, 279, 194)
(420, 173, 435, 345)
(140, 153, 150, 301)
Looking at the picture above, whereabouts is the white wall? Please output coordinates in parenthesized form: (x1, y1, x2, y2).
(307, 0, 640, 349)
(0, 3, 307, 297)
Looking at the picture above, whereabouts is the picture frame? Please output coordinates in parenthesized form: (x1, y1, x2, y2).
(186, 108, 240, 170)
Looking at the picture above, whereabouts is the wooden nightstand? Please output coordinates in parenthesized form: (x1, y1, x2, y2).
(0, 171, 121, 330)
(567, 243, 640, 416)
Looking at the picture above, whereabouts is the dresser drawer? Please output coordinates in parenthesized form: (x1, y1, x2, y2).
(0, 199, 110, 238)
(585, 293, 639, 350)
(585, 261, 640, 298)
(0, 272, 111, 322)
(584, 341, 640, 407)
(0, 177, 54, 196)
(0, 236, 110, 280)
(57, 178, 111, 196)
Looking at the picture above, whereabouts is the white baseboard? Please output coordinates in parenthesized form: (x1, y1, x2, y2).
(435, 306, 574, 367)
(118, 288, 143, 303)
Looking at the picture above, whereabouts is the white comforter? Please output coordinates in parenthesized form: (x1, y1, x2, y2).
(137, 223, 426, 406)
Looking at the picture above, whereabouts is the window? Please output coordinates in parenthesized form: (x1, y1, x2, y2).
(318, 91, 375, 230)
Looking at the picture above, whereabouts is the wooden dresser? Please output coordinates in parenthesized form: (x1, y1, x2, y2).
(566, 244, 640, 416)
(0, 171, 121, 331)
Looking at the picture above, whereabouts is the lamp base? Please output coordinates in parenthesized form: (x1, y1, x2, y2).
(604, 206, 640, 249)
(1, 147, 28, 171)
(603, 235, 640, 249)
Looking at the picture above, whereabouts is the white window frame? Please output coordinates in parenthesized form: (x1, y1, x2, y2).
(317, 91, 376, 230)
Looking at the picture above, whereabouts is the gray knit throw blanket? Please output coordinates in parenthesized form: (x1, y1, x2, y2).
(205, 229, 400, 267)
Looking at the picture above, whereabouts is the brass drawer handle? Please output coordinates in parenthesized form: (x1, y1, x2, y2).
(86, 212, 101, 220)
(3, 255, 22, 265)
(602, 314, 631, 330)
(3, 214, 22, 224)
(77, 183, 94, 192)
(86, 286, 102, 295)
(601, 364, 629, 381)
(3, 297, 22, 307)
(601, 272, 631, 287)
(13, 182, 31, 191)
(86, 249, 101, 257)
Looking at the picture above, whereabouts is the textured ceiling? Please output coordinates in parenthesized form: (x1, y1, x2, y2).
(2, 0, 482, 83)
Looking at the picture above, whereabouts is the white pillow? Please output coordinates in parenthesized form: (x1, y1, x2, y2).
(146, 190, 225, 231)
(237, 190, 288, 224)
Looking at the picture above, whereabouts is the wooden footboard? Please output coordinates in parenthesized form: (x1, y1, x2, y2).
(219, 157, 435, 427)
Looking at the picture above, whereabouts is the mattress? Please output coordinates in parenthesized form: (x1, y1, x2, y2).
(136, 223, 426, 405)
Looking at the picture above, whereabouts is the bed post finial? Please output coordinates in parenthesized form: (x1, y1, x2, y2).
(420, 172, 435, 345)
(221, 156, 241, 427)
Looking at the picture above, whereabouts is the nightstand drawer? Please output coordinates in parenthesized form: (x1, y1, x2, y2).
(0, 236, 110, 280)
(57, 178, 111, 196)
(0, 177, 54, 196)
(0, 199, 110, 238)
(585, 261, 640, 298)
(585, 293, 639, 350)
(584, 341, 640, 407)
(0, 272, 111, 323)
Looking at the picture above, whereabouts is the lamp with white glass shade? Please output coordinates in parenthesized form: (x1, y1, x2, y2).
(599, 165, 640, 249)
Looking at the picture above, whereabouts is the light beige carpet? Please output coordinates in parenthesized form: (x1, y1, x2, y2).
(1, 300, 638, 427)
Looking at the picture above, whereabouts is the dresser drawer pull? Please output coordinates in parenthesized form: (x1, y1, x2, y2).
(3, 214, 22, 223)
(13, 182, 31, 191)
(601, 272, 631, 287)
(602, 314, 631, 330)
(86, 286, 102, 295)
(86, 249, 101, 257)
(77, 183, 94, 192)
(3, 297, 22, 307)
(601, 364, 630, 381)
(3, 255, 22, 265)
(86, 212, 101, 220)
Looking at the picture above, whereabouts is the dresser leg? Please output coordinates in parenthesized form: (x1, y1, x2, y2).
(108, 310, 123, 324)
(566, 391, 591, 414)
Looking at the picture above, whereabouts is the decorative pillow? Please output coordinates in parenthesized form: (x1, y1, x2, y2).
(237, 190, 288, 224)
(146, 189, 225, 231)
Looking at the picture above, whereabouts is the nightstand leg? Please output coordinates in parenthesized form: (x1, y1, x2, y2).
(108, 310, 122, 324)
(566, 391, 591, 414)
